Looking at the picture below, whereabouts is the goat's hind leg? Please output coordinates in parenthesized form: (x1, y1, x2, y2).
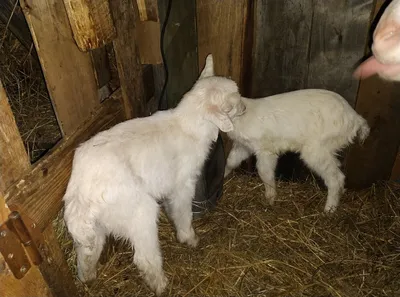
(300, 146, 345, 212)
(128, 198, 167, 296)
(256, 152, 278, 205)
(70, 221, 106, 283)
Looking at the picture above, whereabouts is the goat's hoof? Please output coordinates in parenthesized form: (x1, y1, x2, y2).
(178, 232, 199, 248)
(187, 235, 200, 247)
(78, 269, 97, 284)
(264, 190, 276, 206)
(324, 204, 337, 213)
(147, 274, 168, 296)
(183, 234, 199, 248)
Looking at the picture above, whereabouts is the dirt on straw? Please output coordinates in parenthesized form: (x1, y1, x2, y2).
(0, 20, 61, 163)
(54, 173, 400, 297)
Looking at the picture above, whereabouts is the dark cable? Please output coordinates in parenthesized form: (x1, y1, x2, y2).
(158, 0, 173, 111)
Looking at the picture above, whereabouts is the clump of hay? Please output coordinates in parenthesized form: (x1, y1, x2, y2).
(0, 20, 61, 162)
(55, 173, 400, 297)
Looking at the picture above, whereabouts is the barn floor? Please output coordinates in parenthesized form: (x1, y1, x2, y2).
(55, 173, 400, 297)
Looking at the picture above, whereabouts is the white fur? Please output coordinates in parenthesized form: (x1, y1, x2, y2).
(63, 55, 245, 295)
(224, 89, 370, 213)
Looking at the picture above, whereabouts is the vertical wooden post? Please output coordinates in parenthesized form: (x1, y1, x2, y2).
(0, 81, 30, 189)
(345, 0, 400, 188)
(110, 0, 146, 119)
(62, 0, 116, 52)
(20, 0, 100, 136)
(0, 81, 53, 297)
(196, 0, 251, 157)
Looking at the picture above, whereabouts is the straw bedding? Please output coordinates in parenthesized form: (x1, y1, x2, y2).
(0, 21, 61, 163)
(1, 12, 399, 297)
(54, 172, 400, 297)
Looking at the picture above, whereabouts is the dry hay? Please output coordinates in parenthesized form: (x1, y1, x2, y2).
(0, 20, 61, 162)
(54, 173, 400, 297)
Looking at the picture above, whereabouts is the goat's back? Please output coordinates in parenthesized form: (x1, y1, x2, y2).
(229, 89, 367, 153)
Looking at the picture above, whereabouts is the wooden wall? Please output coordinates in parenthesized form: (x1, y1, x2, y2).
(197, 0, 400, 187)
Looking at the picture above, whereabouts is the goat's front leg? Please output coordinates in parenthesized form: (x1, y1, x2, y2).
(166, 180, 199, 247)
(225, 142, 252, 177)
(256, 151, 278, 205)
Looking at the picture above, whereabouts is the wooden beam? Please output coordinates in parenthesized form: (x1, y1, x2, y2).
(110, 0, 146, 119)
(5, 92, 125, 232)
(135, 21, 162, 64)
(196, 0, 251, 157)
(0, 80, 30, 191)
(345, 78, 400, 188)
(344, 0, 400, 188)
(197, 0, 249, 87)
(20, 0, 100, 136)
(62, 0, 116, 52)
(135, 0, 161, 64)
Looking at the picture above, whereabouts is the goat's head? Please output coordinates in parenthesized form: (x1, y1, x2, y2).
(186, 54, 246, 132)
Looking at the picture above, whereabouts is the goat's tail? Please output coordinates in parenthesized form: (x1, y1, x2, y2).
(356, 117, 370, 145)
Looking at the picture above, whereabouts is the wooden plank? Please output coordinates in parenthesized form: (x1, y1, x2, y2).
(136, 0, 158, 21)
(110, 0, 146, 119)
(306, 0, 374, 106)
(197, 0, 249, 87)
(39, 223, 78, 297)
(344, 0, 400, 188)
(20, 0, 100, 136)
(345, 78, 400, 188)
(136, 0, 162, 65)
(157, 0, 198, 108)
(62, 0, 116, 51)
(5, 92, 125, 232)
(250, 0, 313, 97)
(0, 80, 30, 191)
(196, 0, 251, 157)
(135, 21, 162, 64)
(0, 193, 53, 297)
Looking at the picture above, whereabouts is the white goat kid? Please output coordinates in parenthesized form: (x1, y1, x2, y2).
(224, 89, 370, 213)
(63, 54, 245, 295)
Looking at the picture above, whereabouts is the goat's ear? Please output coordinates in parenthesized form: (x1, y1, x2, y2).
(204, 105, 234, 132)
(199, 54, 214, 79)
